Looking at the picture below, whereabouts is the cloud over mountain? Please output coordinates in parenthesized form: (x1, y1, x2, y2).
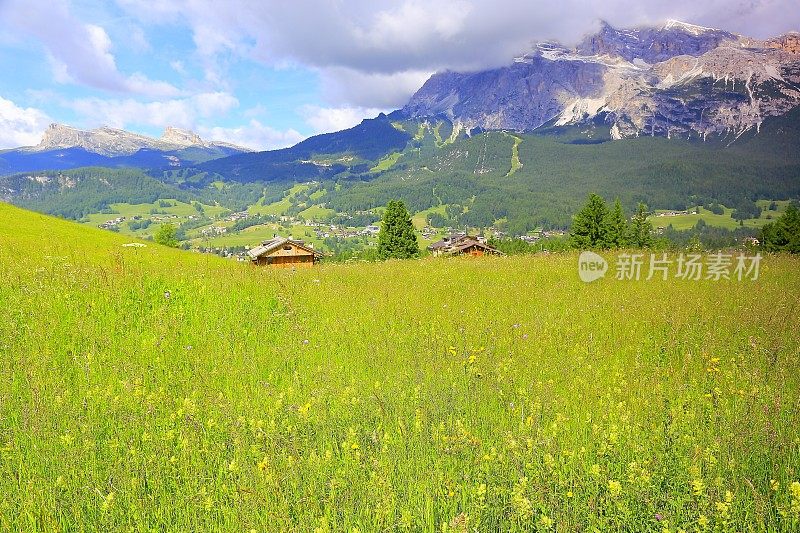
(113, 0, 800, 107)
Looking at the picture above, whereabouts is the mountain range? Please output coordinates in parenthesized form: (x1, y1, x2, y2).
(0, 124, 251, 175)
(1, 20, 799, 232)
(405, 20, 800, 141)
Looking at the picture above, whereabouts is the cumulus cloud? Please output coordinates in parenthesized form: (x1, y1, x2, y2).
(301, 105, 388, 134)
(112, 0, 800, 108)
(0, 0, 179, 97)
(319, 68, 434, 109)
(0, 97, 52, 148)
(67, 92, 239, 130)
(197, 120, 305, 151)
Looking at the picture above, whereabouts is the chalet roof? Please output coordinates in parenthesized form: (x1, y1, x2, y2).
(428, 233, 504, 256)
(428, 233, 469, 250)
(451, 238, 504, 255)
(246, 236, 323, 260)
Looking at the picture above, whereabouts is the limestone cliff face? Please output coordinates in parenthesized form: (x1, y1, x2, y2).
(404, 21, 800, 141)
(766, 33, 800, 54)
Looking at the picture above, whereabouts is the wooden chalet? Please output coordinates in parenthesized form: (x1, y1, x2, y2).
(247, 236, 323, 268)
(428, 234, 504, 257)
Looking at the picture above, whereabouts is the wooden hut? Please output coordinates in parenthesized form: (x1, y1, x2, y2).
(247, 236, 323, 268)
(427, 234, 504, 257)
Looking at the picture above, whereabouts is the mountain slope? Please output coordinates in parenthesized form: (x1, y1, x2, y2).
(320, 109, 800, 232)
(194, 113, 411, 184)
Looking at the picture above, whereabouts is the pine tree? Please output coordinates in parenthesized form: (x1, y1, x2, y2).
(377, 200, 419, 259)
(569, 193, 610, 249)
(605, 199, 630, 248)
(629, 203, 655, 248)
(761, 204, 800, 253)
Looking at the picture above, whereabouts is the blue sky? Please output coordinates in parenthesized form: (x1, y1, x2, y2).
(0, 0, 797, 150)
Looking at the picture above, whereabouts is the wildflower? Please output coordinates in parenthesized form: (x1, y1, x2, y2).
(511, 478, 533, 521)
(655, 513, 663, 521)
(164, 290, 171, 299)
(228, 459, 238, 472)
(697, 514, 709, 529)
(608, 480, 622, 497)
(691, 478, 705, 497)
(100, 491, 115, 512)
(566, 490, 573, 498)
(770, 479, 780, 492)
(539, 514, 554, 529)
(302, 339, 309, 345)
(790, 481, 800, 515)
(590, 464, 602, 477)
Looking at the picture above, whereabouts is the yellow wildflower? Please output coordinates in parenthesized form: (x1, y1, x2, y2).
(691, 478, 705, 497)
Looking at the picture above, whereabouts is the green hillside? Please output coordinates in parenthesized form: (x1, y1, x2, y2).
(2, 110, 798, 241)
(2, 201, 800, 530)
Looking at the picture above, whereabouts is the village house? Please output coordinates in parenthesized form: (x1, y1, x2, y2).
(246, 236, 323, 268)
(428, 234, 504, 257)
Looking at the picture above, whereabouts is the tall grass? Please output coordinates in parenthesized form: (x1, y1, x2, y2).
(1, 203, 799, 531)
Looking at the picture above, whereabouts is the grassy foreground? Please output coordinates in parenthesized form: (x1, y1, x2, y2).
(1, 202, 799, 532)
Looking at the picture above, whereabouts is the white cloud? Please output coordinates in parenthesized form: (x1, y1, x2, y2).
(67, 92, 239, 130)
(0, 0, 179, 97)
(198, 120, 305, 151)
(170, 60, 188, 76)
(0, 97, 52, 148)
(111, 0, 800, 108)
(319, 68, 433, 109)
(301, 105, 387, 134)
(128, 25, 152, 53)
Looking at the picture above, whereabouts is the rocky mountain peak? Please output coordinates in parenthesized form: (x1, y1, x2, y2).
(404, 20, 800, 142)
(29, 123, 250, 157)
(576, 19, 737, 63)
(161, 126, 205, 147)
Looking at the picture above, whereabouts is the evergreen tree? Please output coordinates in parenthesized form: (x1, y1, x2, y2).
(629, 203, 655, 248)
(377, 200, 419, 259)
(605, 199, 630, 248)
(569, 193, 610, 249)
(761, 204, 800, 253)
(155, 223, 179, 248)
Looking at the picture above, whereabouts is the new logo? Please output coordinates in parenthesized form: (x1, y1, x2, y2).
(578, 251, 608, 283)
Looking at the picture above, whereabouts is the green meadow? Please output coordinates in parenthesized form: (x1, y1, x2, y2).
(1, 202, 799, 531)
(649, 202, 792, 231)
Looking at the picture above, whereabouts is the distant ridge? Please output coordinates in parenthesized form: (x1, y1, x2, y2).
(29, 123, 252, 157)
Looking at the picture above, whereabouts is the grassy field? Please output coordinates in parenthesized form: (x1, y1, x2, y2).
(649, 202, 792, 231)
(81, 200, 227, 237)
(1, 201, 800, 531)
